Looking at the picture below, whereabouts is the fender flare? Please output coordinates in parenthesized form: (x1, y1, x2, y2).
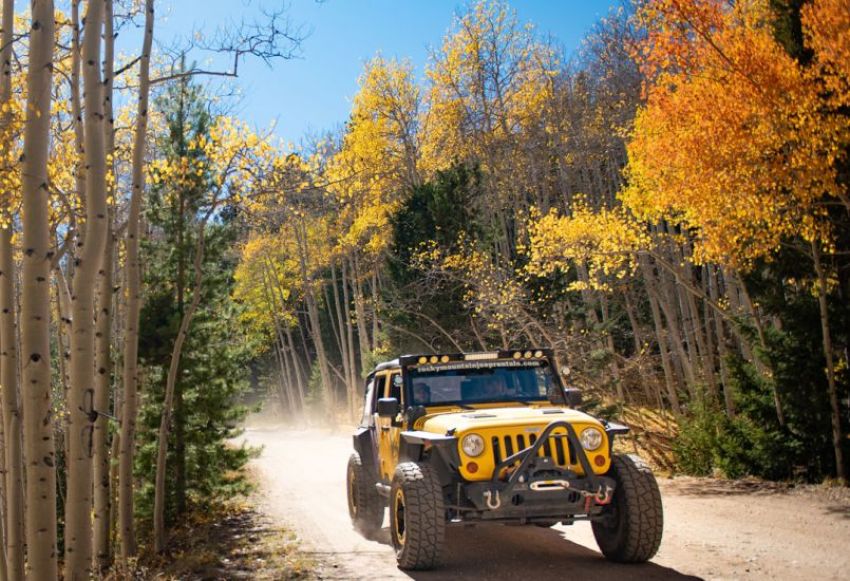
(399, 431, 460, 486)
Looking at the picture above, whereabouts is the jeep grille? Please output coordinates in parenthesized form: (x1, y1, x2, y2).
(491, 430, 576, 468)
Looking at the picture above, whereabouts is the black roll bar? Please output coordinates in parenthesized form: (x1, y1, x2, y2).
(490, 420, 600, 498)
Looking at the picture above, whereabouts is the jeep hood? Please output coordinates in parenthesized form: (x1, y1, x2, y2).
(418, 406, 602, 434)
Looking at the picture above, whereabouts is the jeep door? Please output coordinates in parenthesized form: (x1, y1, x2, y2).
(360, 373, 383, 473)
(377, 370, 404, 481)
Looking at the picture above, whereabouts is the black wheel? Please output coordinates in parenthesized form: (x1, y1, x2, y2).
(347, 453, 384, 538)
(390, 461, 446, 570)
(592, 454, 663, 563)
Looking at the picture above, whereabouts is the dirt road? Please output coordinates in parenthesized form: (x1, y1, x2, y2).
(242, 425, 850, 581)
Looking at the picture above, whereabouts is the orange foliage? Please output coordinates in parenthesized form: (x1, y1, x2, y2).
(803, 0, 850, 107)
(624, 0, 850, 267)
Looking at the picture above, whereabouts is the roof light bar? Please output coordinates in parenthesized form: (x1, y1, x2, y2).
(464, 352, 499, 361)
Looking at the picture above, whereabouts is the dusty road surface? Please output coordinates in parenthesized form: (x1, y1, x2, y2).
(242, 425, 850, 581)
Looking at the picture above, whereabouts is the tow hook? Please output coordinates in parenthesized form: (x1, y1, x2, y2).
(484, 489, 501, 510)
(594, 484, 614, 505)
(580, 484, 613, 512)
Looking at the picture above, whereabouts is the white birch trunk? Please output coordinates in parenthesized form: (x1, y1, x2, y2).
(65, 0, 109, 575)
(119, 0, 154, 560)
(0, 0, 24, 577)
(20, 2, 59, 578)
(92, 1, 116, 570)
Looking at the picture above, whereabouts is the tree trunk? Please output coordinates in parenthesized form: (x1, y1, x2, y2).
(371, 270, 380, 347)
(93, 0, 116, 569)
(655, 266, 697, 397)
(71, 0, 86, 204)
(0, 0, 24, 577)
(154, 216, 210, 553)
(173, 380, 186, 514)
(295, 220, 334, 411)
(0, 397, 6, 581)
(284, 324, 306, 408)
(339, 261, 360, 416)
(330, 263, 356, 419)
(708, 266, 735, 417)
(730, 269, 785, 426)
(119, 0, 154, 560)
(65, 1, 109, 575)
(351, 254, 372, 368)
(20, 1, 59, 578)
(55, 274, 73, 466)
(640, 260, 682, 415)
(697, 267, 719, 402)
(812, 243, 846, 482)
(599, 293, 623, 401)
(0, 427, 5, 581)
(260, 262, 296, 413)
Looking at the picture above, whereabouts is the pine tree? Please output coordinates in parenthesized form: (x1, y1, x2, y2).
(135, 76, 254, 534)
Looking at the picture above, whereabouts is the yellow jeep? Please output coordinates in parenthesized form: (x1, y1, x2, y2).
(347, 349, 663, 570)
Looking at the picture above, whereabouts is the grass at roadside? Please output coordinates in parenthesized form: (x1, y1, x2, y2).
(113, 501, 316, 580)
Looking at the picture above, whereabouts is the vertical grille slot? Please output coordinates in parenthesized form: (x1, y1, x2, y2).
(554, 435, 567, 465)
(529, 433, 544, 457)
(503, 435, 514, 457)
(542, 439, 553, 458)
(492, 436, 502, 464)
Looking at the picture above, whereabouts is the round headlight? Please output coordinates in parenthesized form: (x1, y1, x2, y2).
(580, 427, 604, 451)
(461, 433, 485, 457)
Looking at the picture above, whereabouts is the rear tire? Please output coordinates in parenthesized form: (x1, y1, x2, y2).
(347, 453, 384, 538)
(390, 462, 445, 570)
(592, 454, 663, 563)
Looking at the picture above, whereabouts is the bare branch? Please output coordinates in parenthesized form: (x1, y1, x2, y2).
(151, 3, 307, 85)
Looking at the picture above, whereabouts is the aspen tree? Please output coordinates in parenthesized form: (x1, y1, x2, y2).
(65, 0, 109, 575)
(0, 0, 23, 578)
(119, 0, 154, 559)
(20, 1, 58, 578)
(93, 0, 116, 569)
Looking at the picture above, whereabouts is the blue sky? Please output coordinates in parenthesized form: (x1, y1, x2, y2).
(153, 0, 617, 143)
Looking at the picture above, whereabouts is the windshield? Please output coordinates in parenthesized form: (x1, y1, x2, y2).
(407, 359, 556, 407)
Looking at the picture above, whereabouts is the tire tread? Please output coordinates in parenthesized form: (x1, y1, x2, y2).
(347, 453, 384, 538)
(391, 462, 445, 570)
(592, 454, 663, 563)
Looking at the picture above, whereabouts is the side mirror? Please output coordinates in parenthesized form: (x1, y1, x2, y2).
(564, 388, 583, 408)
(377, 397, 400, 418)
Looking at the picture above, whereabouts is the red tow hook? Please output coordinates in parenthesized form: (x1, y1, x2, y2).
(594, 484, 614, 505)
(582, 484, 613, 513)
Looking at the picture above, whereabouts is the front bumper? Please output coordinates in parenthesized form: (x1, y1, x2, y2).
(456, 421, 615, 523)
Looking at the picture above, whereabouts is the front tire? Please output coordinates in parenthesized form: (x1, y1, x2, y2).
(347, 453, 384, 538)
(390, 462, 446, 570)
(592, 454, 663, 563)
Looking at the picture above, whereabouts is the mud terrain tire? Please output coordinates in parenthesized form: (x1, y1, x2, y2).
(592, 454, 663, 563)
(347, 453, 384, 538)
(390, 461, 446, 570)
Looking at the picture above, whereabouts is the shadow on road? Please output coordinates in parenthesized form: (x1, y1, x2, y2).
(825, 504, 850, 519)
(369, 523, 702, 581)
